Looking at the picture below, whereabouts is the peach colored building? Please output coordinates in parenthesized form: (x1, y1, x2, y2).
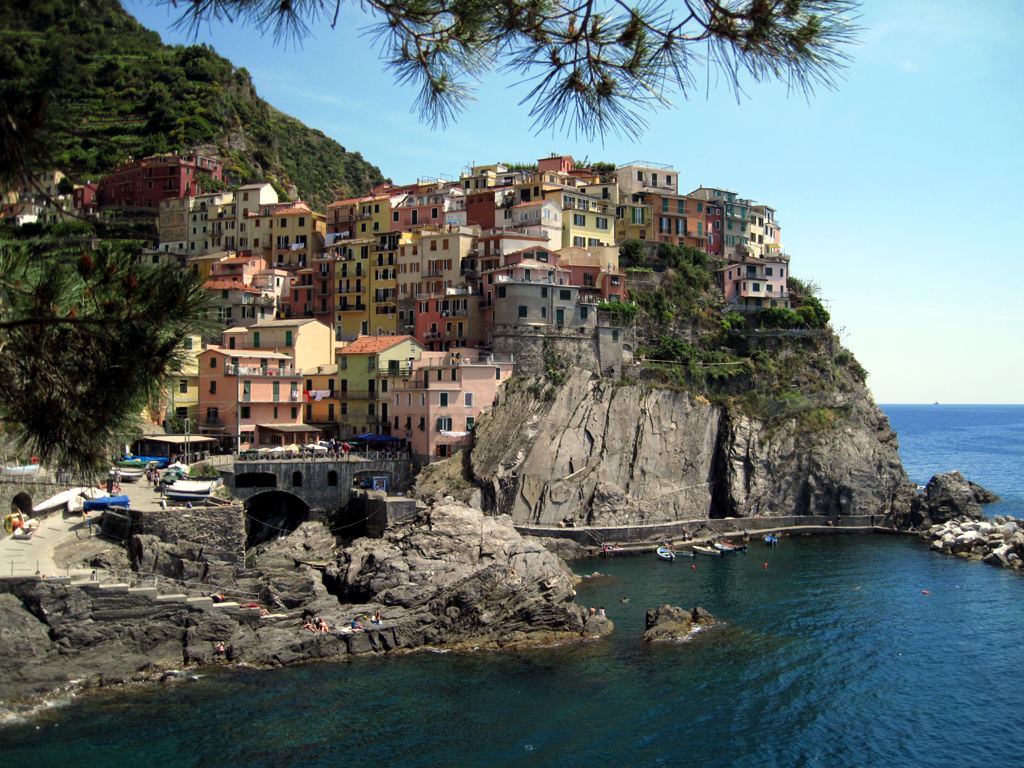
(197, 346, 315, 451)
(391, 350, 514, 461)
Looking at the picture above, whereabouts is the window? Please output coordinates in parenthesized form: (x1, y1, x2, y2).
(541, 306, 547, 319)
(179, 379, 188, 394)
(437, 417, 453, 431)
(466, 417, 475, 430)
(241, 406, 250, 419)
(440, 392, 449, 407)
(752, 283, 761, 292)
(765, 267, 773, 277)
(464, 392, 474, 407)
(573, 236, 585, 247)
(420, 393, 426, 407)
(573, 213, 585, 226)
(518, 305, 528, 318)
(580, 307, 588, 321)
(612, 330, 619, 342)
(596, 217, 608, 230)
(541, 286, 548, 298)
(292, 471, 302, 487)
(209, 381, 217, 394)
(560, 289, 571, 300)
(431, 207, 438, 219)
(328, 471, 338, 487)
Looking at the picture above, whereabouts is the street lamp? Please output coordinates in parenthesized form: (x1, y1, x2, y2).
(184, 417, 190, 466)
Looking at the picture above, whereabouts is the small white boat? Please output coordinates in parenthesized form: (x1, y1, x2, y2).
(111, 467, 144, 482)
(164, 479, 218, 501)
(33, 487, 95, 513)
(3, 464, 40, 477)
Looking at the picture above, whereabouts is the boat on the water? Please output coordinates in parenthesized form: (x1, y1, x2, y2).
(657, 546, 676, 561)
(765, 535, 778, 546)
(692, 545, 724, 557)
(715, 542, 747, 553)
(2, 464, 40, 477)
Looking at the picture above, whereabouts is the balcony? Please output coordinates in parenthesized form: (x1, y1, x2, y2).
(685, 231, 707, 240)
(423, 270, 444, 278)
(225, 364, 297, 377)
(378, 363, 414, 377)
(336, 304, 368, 312)
(336, 285, 366, 294)
(240, 295, 275, 306)
(578, 294, 601, 305)
(478, 299, 493, 309)
(203, 416, 226, 428)
(357, 212, 372, 220)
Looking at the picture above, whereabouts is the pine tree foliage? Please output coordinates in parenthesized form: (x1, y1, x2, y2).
(0, 228, 209, 473)
(163, 0, 861, 138)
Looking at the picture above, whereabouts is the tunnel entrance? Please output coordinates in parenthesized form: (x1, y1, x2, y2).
(244, 491, 311, 549)
(11, 491, 32, 516)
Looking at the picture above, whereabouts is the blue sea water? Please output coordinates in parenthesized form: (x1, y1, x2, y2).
(3, 406, 1023, 767)
(882, 404, 1024, 519)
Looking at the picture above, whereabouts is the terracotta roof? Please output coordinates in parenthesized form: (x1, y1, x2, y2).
(204, 279, 261, 293)
(338, 335, 413, 356)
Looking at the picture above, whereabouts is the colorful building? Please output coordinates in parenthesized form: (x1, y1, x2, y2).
(391, 350, 514, 461)
(334, 335, 425, 439)
(98, 153, 224, 210)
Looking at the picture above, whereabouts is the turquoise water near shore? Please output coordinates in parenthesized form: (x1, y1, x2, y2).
(3, 405, 1023, 766)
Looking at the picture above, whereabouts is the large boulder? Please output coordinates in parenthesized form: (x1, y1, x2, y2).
(643, 604, 715, 642)
(968, 481, 1001, 505)
(915, 472, 984, 526)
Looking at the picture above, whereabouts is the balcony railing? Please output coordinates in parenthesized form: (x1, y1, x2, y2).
(336, 285, 365, 294)
(334, 390, 376, 400)
(578, 294, 601, 305)
(203, 416, 226, 428)
(225, 364, 297, 377)
(378, 364, 414, 377)
(423, 270, 444, 278)
(336, 304, 368, 312)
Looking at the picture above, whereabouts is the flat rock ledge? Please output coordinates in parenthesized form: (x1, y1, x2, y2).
(922, 515, 1023, 569)
(0, 503, 611, 708)
(643, 605, 715, 642)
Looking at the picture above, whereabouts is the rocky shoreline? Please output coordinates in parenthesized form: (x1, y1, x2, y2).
(0, 502, 613, 710)
(0, 470, 1010, 715)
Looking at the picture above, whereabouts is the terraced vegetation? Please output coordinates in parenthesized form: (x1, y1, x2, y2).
(0, 0, 385, 209)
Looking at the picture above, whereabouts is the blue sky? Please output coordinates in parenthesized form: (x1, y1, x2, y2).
(125, 0, 1023, 404)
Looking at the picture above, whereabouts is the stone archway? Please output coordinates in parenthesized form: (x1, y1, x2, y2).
(244, 490, 311, 549)
(11, 491, 32, 516)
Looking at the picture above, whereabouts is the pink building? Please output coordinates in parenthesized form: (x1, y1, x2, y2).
(197, 347, 318, 451)
(391, 350, 514, 461)
(718, 255, 790, 311)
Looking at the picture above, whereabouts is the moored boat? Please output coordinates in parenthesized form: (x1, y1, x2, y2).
(656, 546, 676, 561)
(111, 467, 144, 482)
(692, 545, 724, 557)
(765, 535, 778, 546)
(164, 480, 218, 501)
(2, 464, 41, 477)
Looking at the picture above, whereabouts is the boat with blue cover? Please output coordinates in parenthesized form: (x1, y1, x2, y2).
(765, 535, 778, 546)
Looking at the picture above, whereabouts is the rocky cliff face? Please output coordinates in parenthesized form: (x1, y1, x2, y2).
(471, 369, 914, 526)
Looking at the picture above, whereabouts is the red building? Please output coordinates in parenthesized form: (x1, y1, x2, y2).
(97, 153, 224, 210)
(465, 188, 496, 230)
(73, 183, 99, 215)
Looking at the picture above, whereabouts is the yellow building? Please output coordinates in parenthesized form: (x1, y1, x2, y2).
(302, 364, 341, 439)
(248, 201, 327, 270)
(335, 335, 425, 438)
(222, 318, 336, 373)
(164, 333, 203, 427)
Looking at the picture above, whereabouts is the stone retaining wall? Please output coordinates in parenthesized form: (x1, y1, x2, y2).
(514, 514, 882, 544)
(128, 505, 246, 555)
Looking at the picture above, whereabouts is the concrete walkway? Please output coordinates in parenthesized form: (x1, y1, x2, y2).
(0, 511, 95, 578)
(0, 478, 177, 579)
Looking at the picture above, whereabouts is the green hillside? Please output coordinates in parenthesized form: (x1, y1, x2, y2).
(0, 0, 386, 209)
